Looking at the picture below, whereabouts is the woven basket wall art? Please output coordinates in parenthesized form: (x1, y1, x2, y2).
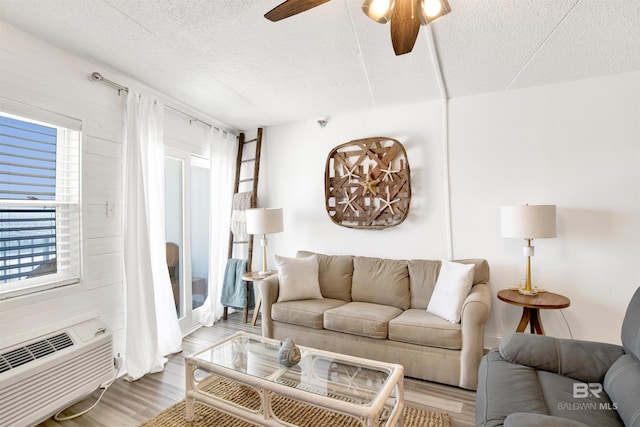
(324, 137, 411, 229)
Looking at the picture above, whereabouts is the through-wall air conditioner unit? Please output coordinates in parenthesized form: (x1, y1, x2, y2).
(0, 319, 114, 427)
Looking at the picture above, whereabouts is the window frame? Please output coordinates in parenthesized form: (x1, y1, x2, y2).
(0, 101, 82, 300)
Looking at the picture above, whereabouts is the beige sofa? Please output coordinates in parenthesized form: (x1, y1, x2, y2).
(259, 251, 491, 390)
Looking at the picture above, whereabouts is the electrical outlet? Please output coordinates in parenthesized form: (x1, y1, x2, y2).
(114, 354, 123, 370)
(105, 201, 116, 218)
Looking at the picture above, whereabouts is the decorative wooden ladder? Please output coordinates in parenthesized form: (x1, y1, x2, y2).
(223, 128, 263, 323)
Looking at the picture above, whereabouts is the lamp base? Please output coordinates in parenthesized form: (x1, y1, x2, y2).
(509, 285, 547, 294)
(518, 288, 538, 296)
(258, 270, 275, 277)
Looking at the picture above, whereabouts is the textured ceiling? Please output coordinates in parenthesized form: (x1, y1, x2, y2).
(0, 0, 638, 130)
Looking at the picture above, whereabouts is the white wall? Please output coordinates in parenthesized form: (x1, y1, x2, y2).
(449, 71, 640, 346)
(0, 22, 221, 356)
(260, 71, 640, 347)
(259, 101, 449, 264)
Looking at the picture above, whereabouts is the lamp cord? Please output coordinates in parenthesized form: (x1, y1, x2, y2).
(53, 369, 119, 421)
(560, 309, 574, 340)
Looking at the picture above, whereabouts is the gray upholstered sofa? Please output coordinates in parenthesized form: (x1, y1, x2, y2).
(476, 287, 640, 427)
(259, 251, 491, 390)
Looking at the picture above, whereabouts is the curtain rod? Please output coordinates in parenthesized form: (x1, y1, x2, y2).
(90, 71, 223, 132)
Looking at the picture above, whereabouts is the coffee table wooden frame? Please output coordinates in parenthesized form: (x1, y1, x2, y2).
(185, 331, 405, 427)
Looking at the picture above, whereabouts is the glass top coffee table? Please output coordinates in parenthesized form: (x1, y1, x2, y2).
(185, 331, 404, 426)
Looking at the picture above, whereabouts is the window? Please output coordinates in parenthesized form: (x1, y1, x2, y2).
(0, 109, 81, 299)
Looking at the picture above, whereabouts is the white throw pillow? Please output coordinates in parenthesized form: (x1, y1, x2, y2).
(426, 260, 475, 323)
(274, 254, 323, 302)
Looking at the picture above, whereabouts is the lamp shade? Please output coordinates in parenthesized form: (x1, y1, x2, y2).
(501, 205, 556, 239)
(245, 208, 283, 235)
(419, 0, 452, 24)
(361, 0, 396, 23)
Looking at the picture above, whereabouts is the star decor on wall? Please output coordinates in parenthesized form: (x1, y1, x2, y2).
(325, 137, 411, 229)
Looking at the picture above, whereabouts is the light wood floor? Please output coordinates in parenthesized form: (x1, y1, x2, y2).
(38, 313, 476, 426)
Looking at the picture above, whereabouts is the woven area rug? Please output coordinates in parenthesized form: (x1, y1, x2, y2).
(139, 379, 450, 427)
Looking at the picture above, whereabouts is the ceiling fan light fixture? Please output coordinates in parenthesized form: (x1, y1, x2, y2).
(419, 0, 451, 25)
(362, 0, 397, 24)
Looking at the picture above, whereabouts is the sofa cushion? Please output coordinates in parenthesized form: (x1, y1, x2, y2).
(621, 287, 640, 359)
(408, 259, 441, 309)
(324, 302, 403, 339)
(476, 348, 548, 425)
(499, 333, 625, 383)
(272, 298, 347, 329)
(351, 256, 410, 310)
(297, 250, 353, 301)
(504, 413, 590, 427)
(604, 354, 640, 427)
(539, 370, 623, 427)
(427, 260, 475, 323)
(274, 254, 323, 302)
(388, 309, 462, 350)
(456, 258, 490, 285)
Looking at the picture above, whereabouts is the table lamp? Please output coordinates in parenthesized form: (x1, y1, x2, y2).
(245, 208, 283, 275)
(501, 205, 556, 295)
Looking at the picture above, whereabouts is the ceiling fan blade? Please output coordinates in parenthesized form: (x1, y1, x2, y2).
(390, 0, 421, 55)
(265, 0, 332, 22)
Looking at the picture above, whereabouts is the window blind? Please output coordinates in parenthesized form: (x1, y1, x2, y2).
(0, 111, 80, 297)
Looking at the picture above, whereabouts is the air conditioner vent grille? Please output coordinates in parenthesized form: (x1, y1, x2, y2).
(26, 340, 56, 359)
(47, 332, 74, 351)
(2, 347, 32, 370)
(0, 332, 74, 371)
(0, 358, 10, 374)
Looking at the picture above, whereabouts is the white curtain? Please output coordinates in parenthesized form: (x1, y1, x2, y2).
(123, 91, 182, 380)
(200, 128, 238, 326)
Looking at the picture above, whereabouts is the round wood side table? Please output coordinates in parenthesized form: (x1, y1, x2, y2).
(497, 289, 570, 335)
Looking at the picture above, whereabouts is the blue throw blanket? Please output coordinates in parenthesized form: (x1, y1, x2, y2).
(220, 258, 254, 310)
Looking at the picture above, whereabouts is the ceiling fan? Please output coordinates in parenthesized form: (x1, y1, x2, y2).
(264, 0, 451, 56)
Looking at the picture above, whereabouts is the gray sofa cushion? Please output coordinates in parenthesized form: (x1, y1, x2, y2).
(499, 333, 624, 383)
(297, 251, 353, 301)
(621, 287, 640, 359)
(476, 348, 548, 427)
(604, 354, 640, 427)
(351, 256, 410, 310)
(537, 370, 622, 426)
(503, 413, 589, 427)
(272, 298, 347, 329)
(388, 309, 462, 349)
(324, 301, 403, 339)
